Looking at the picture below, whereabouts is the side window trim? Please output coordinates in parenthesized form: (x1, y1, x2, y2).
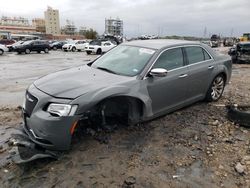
(143, 45, 214, 79)
(143, 46, 187, 79)
(152, 47, 185, 71)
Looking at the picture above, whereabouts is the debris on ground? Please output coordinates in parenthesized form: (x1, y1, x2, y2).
(0, 62, 249, 187)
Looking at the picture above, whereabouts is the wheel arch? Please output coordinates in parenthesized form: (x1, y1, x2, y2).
(91, 95, 145, 125)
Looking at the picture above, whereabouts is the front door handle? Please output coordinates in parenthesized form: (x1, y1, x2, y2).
(179, 74, 188, 78)
(208, 66, 214, 70)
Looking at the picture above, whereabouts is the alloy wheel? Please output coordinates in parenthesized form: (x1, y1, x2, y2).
(211, 76, 225, 100)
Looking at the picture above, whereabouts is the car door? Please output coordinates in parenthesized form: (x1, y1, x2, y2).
(32, 41, 40, 51)
(102, 42, 112, 52)
(146, 47, 189, 115)
(184, 46, 215, 100)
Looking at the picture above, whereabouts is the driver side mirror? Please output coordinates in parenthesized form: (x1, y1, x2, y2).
(149, 68, 168, 77)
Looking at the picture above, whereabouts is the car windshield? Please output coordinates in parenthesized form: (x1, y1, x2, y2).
(91, 45, 156, 76)
(67, 41, 77, 44)
(13, 41, 23, 45)
(22, 41, 33, 45)
(90, 40, 101, 45)
(239, 43, 250, 50)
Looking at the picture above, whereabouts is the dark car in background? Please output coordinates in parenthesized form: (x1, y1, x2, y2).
(50, 41, 67, 50)
(6, 41, 24, 52)
(0, 39, 16, 46)
(228, 42, 250, 63)
(22, 40, 232, 151)
(210, 34, 220, 48)
(15, 40, 50, 54)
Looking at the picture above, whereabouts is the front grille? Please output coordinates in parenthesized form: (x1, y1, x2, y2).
(24, 92, 38, 117)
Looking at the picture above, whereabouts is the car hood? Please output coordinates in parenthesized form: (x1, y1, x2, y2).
(34, 65, 133, 99)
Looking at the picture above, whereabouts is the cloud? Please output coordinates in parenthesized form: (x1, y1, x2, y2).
(0, 0, 249, 37)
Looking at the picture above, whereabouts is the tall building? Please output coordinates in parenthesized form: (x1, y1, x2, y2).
(44, 6, 60, 35)
(32, 18, 46, 33)
(105, 17, 123, 37)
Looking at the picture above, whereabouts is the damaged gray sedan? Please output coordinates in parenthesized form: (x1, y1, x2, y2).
(22, 40, 232, 151)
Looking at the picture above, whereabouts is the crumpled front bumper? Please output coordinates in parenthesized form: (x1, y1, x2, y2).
(22, 85, 81, 151)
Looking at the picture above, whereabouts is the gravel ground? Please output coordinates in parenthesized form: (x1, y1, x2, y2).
(0, 48, 250, 188)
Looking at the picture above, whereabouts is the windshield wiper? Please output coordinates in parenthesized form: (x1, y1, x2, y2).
(96, 66, 120, 75)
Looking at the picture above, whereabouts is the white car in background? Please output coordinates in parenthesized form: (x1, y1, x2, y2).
(75, 40, 89, 52)
(0, 44, 9, 55)
(62, 40, 88, 52)
(85, 40, 117, 55)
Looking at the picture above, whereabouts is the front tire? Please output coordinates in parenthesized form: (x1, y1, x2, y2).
(205, 74, 225, 102)
(0, 49, 3, 55)
(44, 48, 49, 53)
(96, 48, 102, 55)
(72, 47, 76, 52)
(25, 49, 30, 54)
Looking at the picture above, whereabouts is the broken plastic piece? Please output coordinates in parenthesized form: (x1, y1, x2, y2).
(9, 130, 62, 164)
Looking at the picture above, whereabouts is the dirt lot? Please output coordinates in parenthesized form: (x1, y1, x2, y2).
(0, 49, 250, 188)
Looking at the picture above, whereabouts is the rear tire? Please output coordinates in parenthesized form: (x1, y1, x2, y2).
(53, 46, 57, 50)
(25, 49, 30, 54)
(205, 74, 225, 102)
(0, 49, 3, 55)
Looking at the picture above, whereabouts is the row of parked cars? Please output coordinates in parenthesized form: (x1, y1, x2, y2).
(0, 39, 117, 56)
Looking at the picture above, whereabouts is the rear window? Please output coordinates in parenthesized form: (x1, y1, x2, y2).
(185, 46, 211, 64)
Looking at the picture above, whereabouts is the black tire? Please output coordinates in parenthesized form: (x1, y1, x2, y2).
(72, 47, 76, 52)
(0, 49, 3, 55)
(37, 51, 41, 53)
(205, 74, 225, 102)
(25, 49, 30, 54)
(44, 48, 49, 53)
(17, 52, 21, 55)
(53, 46, 57, 50)
(227, 105, 250, 127)
(96, 48, 102, 55)
(77, 49, 81, 52)
(86, 51, 91, 55)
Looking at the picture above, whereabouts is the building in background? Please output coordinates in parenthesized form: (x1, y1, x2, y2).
(105, 17, 123, 37)
(44, 6, 60, 35)
(32, 18, 46, 33)
(61, 20, 77, 35)
(0, 16, 36, 34)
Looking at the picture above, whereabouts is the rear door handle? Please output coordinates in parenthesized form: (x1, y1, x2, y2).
(179, 74, 188, 78)
(208, 66, 214, 70)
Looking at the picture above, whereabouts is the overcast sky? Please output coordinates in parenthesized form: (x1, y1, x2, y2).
(0, 0, 249, 37)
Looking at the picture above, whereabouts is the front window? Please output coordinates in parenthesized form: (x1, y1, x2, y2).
(153, 48, 184, 71)
(91, 45, 156, 76)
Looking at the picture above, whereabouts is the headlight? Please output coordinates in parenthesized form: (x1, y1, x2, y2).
(47, 103, 78, 117)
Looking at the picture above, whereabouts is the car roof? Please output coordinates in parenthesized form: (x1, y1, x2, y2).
(122, 39, 200, 50)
